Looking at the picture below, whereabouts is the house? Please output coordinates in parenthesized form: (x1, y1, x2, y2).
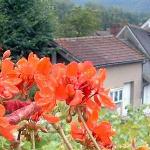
(93, 24, 122, 36)
(141, 18, 150, 31)
(117, 24, 150, 104)
(93, 30, 111, 36)
(54, 35, 144, 114)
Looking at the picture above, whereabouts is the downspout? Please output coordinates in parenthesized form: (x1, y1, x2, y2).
(141, 59, 149, 104)
(51, 50, 57, 64)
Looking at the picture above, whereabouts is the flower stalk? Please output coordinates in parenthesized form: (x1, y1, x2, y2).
(31, 130, 35, 150)
(77, 107, 101, 150)
(52, 124, 73, 150)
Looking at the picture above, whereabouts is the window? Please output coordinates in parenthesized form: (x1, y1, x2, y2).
(110, 88, 123, 103)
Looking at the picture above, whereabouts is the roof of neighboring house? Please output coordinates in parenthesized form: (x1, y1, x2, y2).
(93, 30, 111, 36)
(128, 25, 150, 56)
(55, 35, 144, 67)
(141, 18, 150, 29)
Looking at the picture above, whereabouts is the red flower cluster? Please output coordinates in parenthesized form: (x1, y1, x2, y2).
(0, 104, 18, 141)
(71, 120, 115, 149)
(0, 50, 116, 149)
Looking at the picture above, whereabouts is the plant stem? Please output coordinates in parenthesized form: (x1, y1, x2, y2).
(16, 144, 22, 150)
(31, 130, 35, 150)
(131, 139, 136, 150)
(77, 107, 101, 150)
(10, 141, 21, 150)
(52, 124, 73, 150)
(17, 129, 22, 141)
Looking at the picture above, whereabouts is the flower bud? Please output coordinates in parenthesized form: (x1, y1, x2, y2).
(66, 114, 72, 123)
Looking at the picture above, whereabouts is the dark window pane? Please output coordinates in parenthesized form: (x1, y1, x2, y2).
(110, 92, 113, 98)
(114, 91, 118, 102)
(119, 90, 122, 101)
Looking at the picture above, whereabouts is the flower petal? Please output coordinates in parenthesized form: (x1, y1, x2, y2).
(37, 58, 52, 75)
(71, 122, 85, 141)
(2, 50, 11, 60)
(0, 125, 18, 141)
(0, 104, 5, 117)
(69, 90, 84, 106)
(66, 62, 78, 77)
(100, 93, 116, 109)
(43, 114, 59, 124)
(56, 84, 68, 100)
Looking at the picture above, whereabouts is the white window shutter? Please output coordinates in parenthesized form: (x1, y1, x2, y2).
(143, 84, 150, 104)
(122, 83, 131, 116)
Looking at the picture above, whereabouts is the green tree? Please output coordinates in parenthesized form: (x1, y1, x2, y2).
(57, 7, 100, 37)
(51, 0, 74, 37)
(0, 0, 57, 58)
(53, 0, 74, 22)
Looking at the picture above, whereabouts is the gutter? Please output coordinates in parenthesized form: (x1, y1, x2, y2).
(57, 47, 81, 62)
(95, 59, 144, 68)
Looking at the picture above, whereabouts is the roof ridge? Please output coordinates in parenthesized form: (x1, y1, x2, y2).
(128, 24, 141, 29)
(128, 24, 150, 33)
(55, 35, 113, 41)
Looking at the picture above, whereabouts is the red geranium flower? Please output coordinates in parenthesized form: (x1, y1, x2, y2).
(0, 104, 18, 141)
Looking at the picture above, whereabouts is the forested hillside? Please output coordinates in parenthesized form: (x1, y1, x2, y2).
(73, 0, 150, 13)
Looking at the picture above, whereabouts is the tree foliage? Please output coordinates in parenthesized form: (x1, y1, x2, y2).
(55, 7, 100, 37)
(53, 0, 74, 22)
(0, 0, 56, 58)
(53, 0, 149, 37)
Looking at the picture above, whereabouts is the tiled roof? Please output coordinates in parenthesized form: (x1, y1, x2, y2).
(128, 25, 150, 56)
(93, 30, 111, 36)
(55, 36, 144, 67)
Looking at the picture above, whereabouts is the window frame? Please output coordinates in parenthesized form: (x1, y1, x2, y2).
(110, 87, 123, 104)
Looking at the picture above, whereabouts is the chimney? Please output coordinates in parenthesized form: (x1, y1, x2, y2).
(110, 24, 122, 36)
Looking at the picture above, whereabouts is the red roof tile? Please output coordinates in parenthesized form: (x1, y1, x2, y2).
(55, 36, 144, 66)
